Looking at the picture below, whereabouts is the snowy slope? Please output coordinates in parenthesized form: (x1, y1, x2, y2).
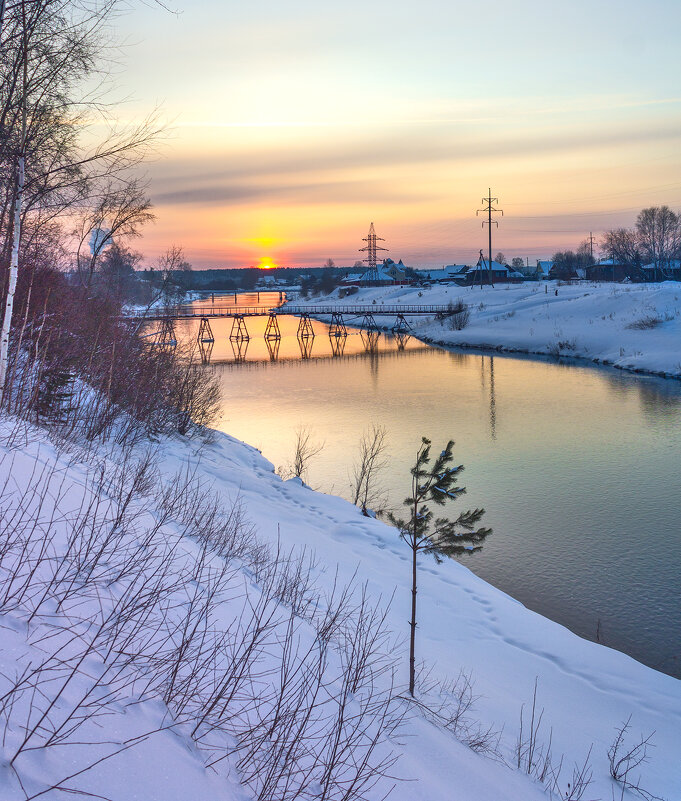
(293, 282, 681, 379)
(163, 430, 681, 801)
(1, 417, 679, 801)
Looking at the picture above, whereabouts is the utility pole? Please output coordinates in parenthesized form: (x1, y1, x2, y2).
(477, 189, 503, 288)
(359, 222, 388, 285)
(588, 231, 596, 259)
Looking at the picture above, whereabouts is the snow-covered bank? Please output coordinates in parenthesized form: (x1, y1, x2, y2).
(293, 282, 681, 379)
(2, 416, 678, 801)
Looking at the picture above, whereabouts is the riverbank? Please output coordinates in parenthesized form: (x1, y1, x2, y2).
(2, 413, 679, 801)
(292, 281, 681, 379)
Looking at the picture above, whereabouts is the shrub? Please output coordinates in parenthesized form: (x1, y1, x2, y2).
(447, 299, 471, 330)
(4, 267, 221, 442)
(626, 315, 663, 330)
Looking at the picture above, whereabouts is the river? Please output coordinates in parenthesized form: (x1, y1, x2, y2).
(172, 292, 681, 678)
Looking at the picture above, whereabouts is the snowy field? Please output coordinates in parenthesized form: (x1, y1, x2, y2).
(293, 281, 681, 379)
(1, 415, 679, 801)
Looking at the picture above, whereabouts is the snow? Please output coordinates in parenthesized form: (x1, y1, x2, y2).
(1, 411, 679, 801)
(292, 281, 681, 379)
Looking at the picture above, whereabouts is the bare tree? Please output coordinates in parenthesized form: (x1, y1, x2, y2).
(74, 178, 154, 288)
(350, 423, 388, 514)
(280, 425, 324, 481)
(600, 228, 641, 267)
(635, 206, 681, 278)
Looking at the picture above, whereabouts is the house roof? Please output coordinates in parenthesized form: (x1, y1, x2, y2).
(419, 264, 471, 281)
(444, 264, 470, 275)
(642, 259, 681, 270)
(472, 260, 523, 277)
(360, 265, 400, 282)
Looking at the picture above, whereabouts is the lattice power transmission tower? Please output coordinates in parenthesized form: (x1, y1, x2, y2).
(477, 189, 503, 287)
(359, 222, 388, 284)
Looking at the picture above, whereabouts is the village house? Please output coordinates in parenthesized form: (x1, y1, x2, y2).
(459, 258, 524, 285)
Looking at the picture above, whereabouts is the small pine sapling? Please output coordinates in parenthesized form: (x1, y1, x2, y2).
(389, 437, 491, 697)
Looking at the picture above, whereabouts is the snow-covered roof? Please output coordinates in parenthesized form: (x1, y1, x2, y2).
(360, 265, 400, 282)
(419, 265, 471, 281)
(642, 259, 681, 270)
(444, 264, 470, 275)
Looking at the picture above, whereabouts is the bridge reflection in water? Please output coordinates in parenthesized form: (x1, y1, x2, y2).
(166, 308, 422, 366)
(195, 323, 414, 365)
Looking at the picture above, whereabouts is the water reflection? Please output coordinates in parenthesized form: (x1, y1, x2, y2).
(230, 337, 249, 363)
(395, 332, 411, 351)
(265, 337, 280, 361)
(176, 314, 425, 366)
(489, 356, 497, 440)
(330, 333, 347, 358)
(177, 295, 681, 677)
(360, 329, 381, 352)
(298, 334, 315, 360)
(199, 340, 213, 364)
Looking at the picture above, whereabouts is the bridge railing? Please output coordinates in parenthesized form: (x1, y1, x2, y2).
(283, 304, 453, 315)
(124, 303, 455, 320)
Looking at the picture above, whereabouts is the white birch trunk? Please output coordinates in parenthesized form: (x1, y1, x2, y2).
(0, 155, 24, 399)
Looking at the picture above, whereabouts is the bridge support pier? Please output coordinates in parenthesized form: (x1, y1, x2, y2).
(392, 313, 412, 334)
(264, 313, 281, 340)
(328, 312, 347, 337)
(361, 312, 379, 331)
(155, 318, 177, 347)
(230, 314, 250, 341)
(197, 317, 215, 343)
(297, 314, 315, 339)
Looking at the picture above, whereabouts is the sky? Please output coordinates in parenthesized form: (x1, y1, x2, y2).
(111, 0, 681, 268)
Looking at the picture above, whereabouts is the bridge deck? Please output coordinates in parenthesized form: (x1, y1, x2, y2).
(125, 303, 454, 321)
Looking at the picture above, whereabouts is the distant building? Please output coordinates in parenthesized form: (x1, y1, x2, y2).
(641, 260, 681, 281)
(535, 260, 553, 279)
(340, 271, 365, 285)
(461, 259, 523, 285)
(419, 264, 470, 282)
(358, 258, 408, 285)
(586, 259, 632, 282)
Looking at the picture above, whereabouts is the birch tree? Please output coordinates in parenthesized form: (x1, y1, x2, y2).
(0, 0, 162, 402)
(0, 0, 27, 399)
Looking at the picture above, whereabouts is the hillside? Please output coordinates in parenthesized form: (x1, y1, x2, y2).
(1, 414, 679, 800)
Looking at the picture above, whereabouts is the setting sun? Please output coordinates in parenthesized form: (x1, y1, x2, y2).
(258, 257, 277, 269)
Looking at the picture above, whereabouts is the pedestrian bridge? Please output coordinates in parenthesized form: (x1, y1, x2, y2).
(126, 303, 457, 347)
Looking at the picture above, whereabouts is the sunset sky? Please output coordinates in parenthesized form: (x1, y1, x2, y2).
(114, 0, 681, 269)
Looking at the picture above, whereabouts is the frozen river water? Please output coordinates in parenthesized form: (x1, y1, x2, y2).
(176, 294, 681, 677)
